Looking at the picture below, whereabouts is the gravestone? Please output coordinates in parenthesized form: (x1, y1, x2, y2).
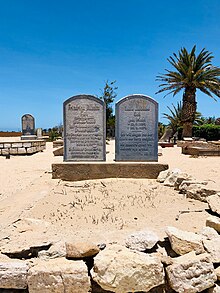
(115, 94, 158, 161)
(21, 114, 37, 140)
(63, 95, 106, 161)
(36, 128, 42, 138)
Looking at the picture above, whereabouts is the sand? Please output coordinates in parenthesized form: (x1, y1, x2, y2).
(0, 138, 219, 250)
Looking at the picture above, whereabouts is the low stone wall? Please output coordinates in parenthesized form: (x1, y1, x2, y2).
(52, 162, 169, 181)
(0, 140, 46, 156)
(53, 140, 63, 148)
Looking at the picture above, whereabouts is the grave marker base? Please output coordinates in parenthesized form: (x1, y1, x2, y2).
(52, 162, 168, 181)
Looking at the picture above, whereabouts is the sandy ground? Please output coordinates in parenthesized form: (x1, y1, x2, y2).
(0, 138, 219, 251)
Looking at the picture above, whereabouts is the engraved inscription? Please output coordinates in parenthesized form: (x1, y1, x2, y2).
(115, 95, 158, 161)
(64, 95, 106, 161)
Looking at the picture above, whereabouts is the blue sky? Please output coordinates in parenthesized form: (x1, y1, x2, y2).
(0, 0, 220, 130)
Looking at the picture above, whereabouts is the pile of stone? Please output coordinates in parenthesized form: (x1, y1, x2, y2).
(157, 168, 220, 202)
(0, 219, 220, 292)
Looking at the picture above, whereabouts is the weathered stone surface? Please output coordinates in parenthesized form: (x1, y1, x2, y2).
(215, 266, 220, 280)
(165, 226, 205, 255)
(179, 181, 217, 202)
(199, 226, 219, 240)
(53, 140, 63, 148)
(63, 95, 106, 161)
(0, 259, 29, 289)
(203, 237, 220, 263)
(174, 173, 193, 190)
(163, 168, 182, 187)
(125, 230, 159, 251)
(91, 244, 164, 293)
(38, 241, 66, 259)
(53, 146, 63, 156)
(208, 284, 220, 293)
(166, 252, 217, 293)
(66, 242, 100, 259)
(207, 193, 220, 216)
(21, 114, 35, 136)
(115, 95, 158, 162)
(156, 170, 171, 183)
(206, 215, 220, 233)
(28, 258, 90, 293)
(52, 162, 169, 181)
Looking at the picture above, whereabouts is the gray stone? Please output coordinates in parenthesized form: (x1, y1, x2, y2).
(115, 94, 158, 161)
(21, 114, 35, 136)
(166, 252, 217, 293)
(63, 95, 106, 161)
(28, 258, 90, 293)
(207, 193, 220, 216)
(0, 259, 29, 289)
(91, 244, 164, 293)
(165, 226, 205, 255)
(206, 215, 220, 233)
(125, 230, 159, 251)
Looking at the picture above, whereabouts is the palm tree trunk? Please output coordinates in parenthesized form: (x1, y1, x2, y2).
(182, 87, 197, 138)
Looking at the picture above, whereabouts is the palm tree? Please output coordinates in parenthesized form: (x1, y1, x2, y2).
(163, 102, 202, 134)
(156, 46, 220, 137)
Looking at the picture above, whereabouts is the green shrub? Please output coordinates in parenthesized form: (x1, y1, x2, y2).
(178, 124, 220, 140)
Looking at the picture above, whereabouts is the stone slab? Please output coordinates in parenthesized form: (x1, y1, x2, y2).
(21, 114, 35, 136)
(182, 147, 220, 156)
(63, 95, 106, 161)
(115, 95, 158, 161)
(21, 135, 37, 140)
(52, 162, 168, 181)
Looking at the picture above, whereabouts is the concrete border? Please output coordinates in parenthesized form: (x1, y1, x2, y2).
(52, 162, 168, 181)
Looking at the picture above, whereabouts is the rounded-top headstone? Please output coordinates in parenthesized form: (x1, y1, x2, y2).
(21, 114, 35, 136)
(115, 94, 158, 161)
(63, 94, 106, 161)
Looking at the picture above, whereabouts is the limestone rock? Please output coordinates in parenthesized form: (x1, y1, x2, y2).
(207, 193, 220, 216)
(28, 258, 90, 293)
(0, 259, 29, 289)
(203, 237, 220, 263)
(173, 173, 193, 190)
(179, 181, 217, 202)
(125, 230, 159, 251)
(91, 244, 165, 293)
(156, 170, 171, 183)
(206, 215, 220, 233)
(165, 226, 205, 255)
(166, 252, 217, 293)
(163, 168, 182, 187)
(208, 284, 220, 293)
(65, 242, 100, 259)
(215, 266, 220, 280)
(38, 241, 66, 259)
(199, 226, 219, 240)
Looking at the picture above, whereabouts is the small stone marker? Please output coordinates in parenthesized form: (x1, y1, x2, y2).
(36, 128, 42, 138)
(115, 94, 158, 161)
(21, 114, 35, 136)
(63, 95, 106, 161)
